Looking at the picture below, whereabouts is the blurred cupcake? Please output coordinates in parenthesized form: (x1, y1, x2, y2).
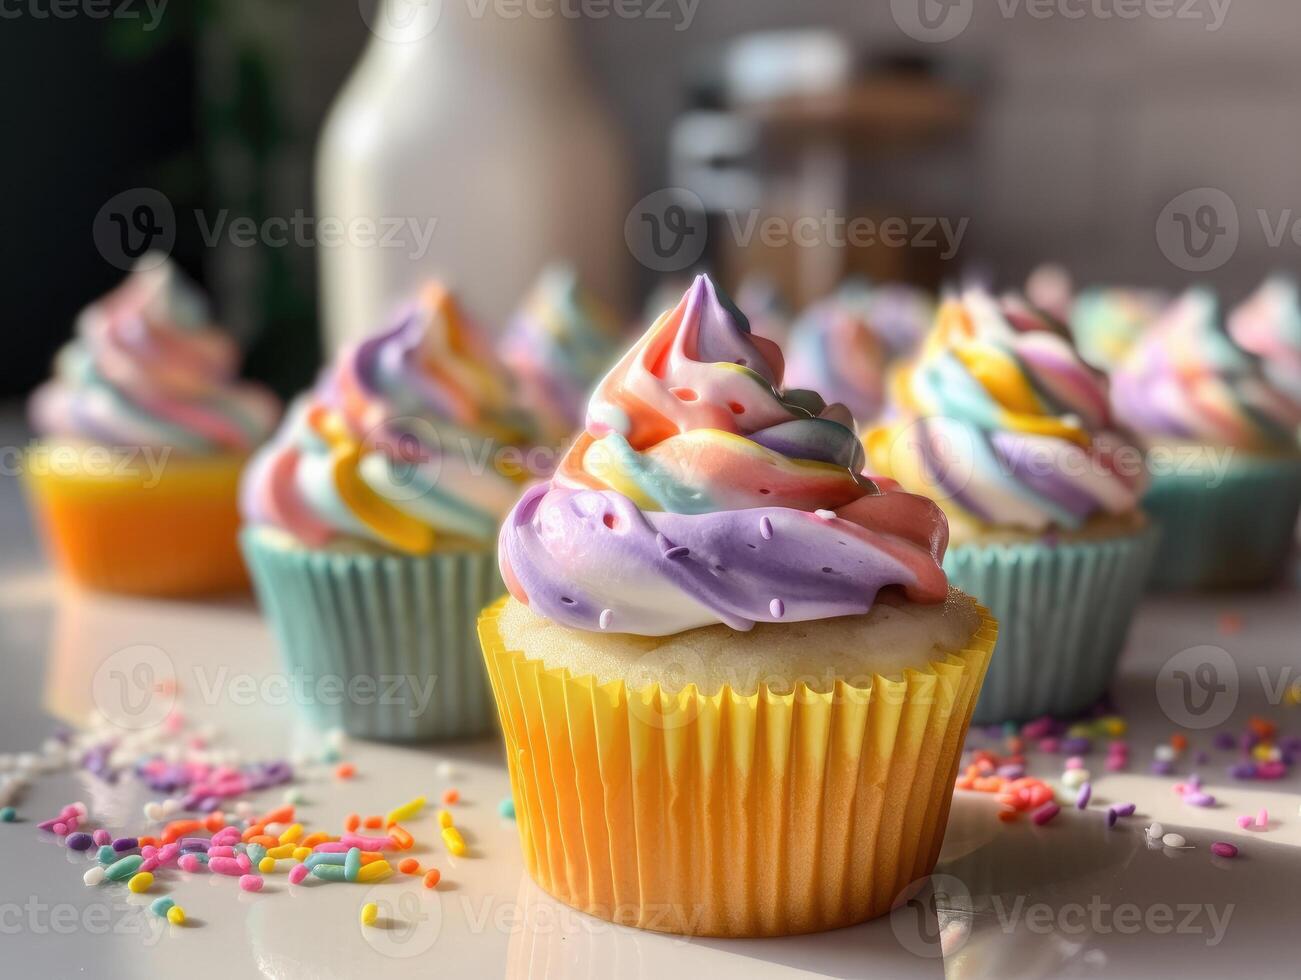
(783, 284, 890, 426)
(865, 288, 1155, 723)
(1069, 286, 1168, 371)
(863, 281, 937, 357)
(481, 275, 996, 936)
(24, 256, 279, 596)
(241, 283, 531, 740)
(1112, 287, 1301, 589)
(1229, 276, 1301, 406)
(500, 264, 624, 444)
(1024, 262, 1074, 323)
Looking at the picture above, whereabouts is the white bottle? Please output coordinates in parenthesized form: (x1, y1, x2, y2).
(316, 0, 631, 351)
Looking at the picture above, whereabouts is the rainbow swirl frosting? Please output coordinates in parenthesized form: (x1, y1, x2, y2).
(499, 275, 951, 636)
(500, 265, 624, 442)
(865, 289, 1144, 536)
(1070, 287, 1168, 371)
(1112, 287, 1301, 451)
(1229, 276, 1301, 407)
(28, 256, 279, 453)
(241, 283, 533, 553)
(783, 286, 888, 427)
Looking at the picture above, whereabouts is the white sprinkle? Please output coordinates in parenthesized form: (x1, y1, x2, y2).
(283, 788, 305, 805)
(161, 799, 181, 816)
(1161, 833, 1190, 848)
(1061, 768, 1090, 789)
(1146, 822, 1164, 839)
(759, 516, 773, 540)
(1153, 745, 1176, 762)
(769, 598, 785, 618)
(436, 761, 457, 780)
(143, 802, 164, 822)
(599, 609, 613, 630)
(815, 509, 836, 521)
(83, 866, 106, 886)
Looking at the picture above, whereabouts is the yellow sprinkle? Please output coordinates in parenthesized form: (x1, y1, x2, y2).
(1285, 682, 1301, 706)
(360, 902, 378, 926)
(1100, 717, 1127, 736)
(357, 860, 392, 883)
(441, 826, 467, 856)
(385, 796, 426, 827)
(292, 846, 311, 862)
(127, 872, 154, 894)
(278, 823, 304, 845)
(267, 844, 296, 859)
(437, 809, 454, 829)
(167, 906, 186, 926)
(258, 857, 276, 874)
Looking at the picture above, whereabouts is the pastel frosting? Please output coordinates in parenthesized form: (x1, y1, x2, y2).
(28, 256, 279, 453)
(783, 284, 890, 426)
(1112, 287, 1301, 451)
(866, 288, 1145, 534)
(500, 265, 624, 442)
(241, 283, 532, 553)
(1070, 287, 1168, 371)
(1229, 276, 1301, 407)
(499, 274, 952, 636)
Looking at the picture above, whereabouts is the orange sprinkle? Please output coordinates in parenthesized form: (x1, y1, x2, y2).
(250, 834, 279, 849)
(336, 763, 356, 780)
(137, 836, 157, 847)
(359, 851, 385, 865)
(1248, 716, 1276, 740)
(1170, 733, 1188, 751)
(423, 868, 441, 889)
(363, 815, 383, 829)
(954, 776, 975, 790)
(301, 832, 331, 848)
(442, 788, 460, 805)
(997, 808, 1021, 823)
(399, 858, 420, 875)
(388, 824, 414, 850)
(241, 822, 265, 843)
(260, 805, 295, 826)
(345, 813, 361, 832)
(1218, 612, 1243, 635)
(203, 812, 225, 833)
(161, 820, 201, 845)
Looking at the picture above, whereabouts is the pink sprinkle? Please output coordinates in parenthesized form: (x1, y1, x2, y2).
(759, 516, 773, 540)
(1032, 802, 1061, 826)
(1105, 757, 1127, 772)
(1184, 792, 1216, 807)
(1235, 815, 1252, 829)
(1038, 738, 1060, 753)
(238, 874, 263, 892)
(52, 822, 67, 836)
(599, 609, 613, 631)
(769, 598, 785, 618)
(92, 829, 111, 846)
(1210, 842, 1238, 858)
(139, 857, 160, 873)
(236, 853, 252, 872)
(209, 856, 244, 877)
(339, 833, 396, 851)
(208, 845, 236, 858)
(179, 854, 203, 873)
(289, 864, 309, 885)
(1255, 808, 1268, 828)
(1065, 756, 1084, 770)
(157, 844, 180, 866)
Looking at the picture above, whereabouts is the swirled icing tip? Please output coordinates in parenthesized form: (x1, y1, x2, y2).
(78, 254, 212, 337)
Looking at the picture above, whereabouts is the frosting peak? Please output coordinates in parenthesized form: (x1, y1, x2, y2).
(499, 274, 952, 636)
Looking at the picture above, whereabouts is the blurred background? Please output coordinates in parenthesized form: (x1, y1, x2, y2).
(2, 0, 1292, 399)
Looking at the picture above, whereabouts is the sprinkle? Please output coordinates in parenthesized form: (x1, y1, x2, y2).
(442, 788, 460, 805)
(437, 810, 454, 829)
(1255, 808, 1269, 828)
(345, 847, 362, 882)
(399, 858, 420, 874)
(92, 829, 111, 846)
(1061, 768, 1089, 789)
(334, 763, 355, 780)
(1105, 808, 1118, 828)
(385, 797, 425, 827)
(0, 807, 15, 822)
(357, 860, 392, 883)
(1184, 792, 1216, 807)
(106, 855, 144, 881)
(769, 598, 785, 619)
(345, 813, 360, 832)
(289, 864, 310, 885)
(166, 906, 185, 926)
(293, 847, 311, 861)
(128, 872, 154, 893)
(1161, 833, 1189, 848)
(1112, 803, 1136, 817)
(599, 609, 613, 631)
(66, 832, 94, 851)
(388, 824, 414, 850)
(259, 857, 276, 874)
(662, 546, 690, 560)
(423, 868, 441, 889)
(83, 866, 105, 886)
(498, 798, 515, 820)
(442, 826, 467, 856)
(1210, 841, 1238, 858)
(1146, 822, 1164, 839)
(1075, 783, 1091, 809)
(311, 864, 348, 882)
(1032, 802, 1060, 826)
(150, 897, 175, 918)
(239, 874, 263, 892)
(363, 815, 383, 829)
(282, 788, 305, 806)
(361, 902, 379, 926)
(814, 509, 836, 521)
(759, 516, 774, 540)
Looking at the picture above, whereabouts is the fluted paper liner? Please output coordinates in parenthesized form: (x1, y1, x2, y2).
(479, 596, 997, 937)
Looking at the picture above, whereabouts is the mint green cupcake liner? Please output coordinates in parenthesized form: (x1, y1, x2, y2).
(943, 525, 1159, 725)
(1141, 454, 1301, 591)
(241, 528, 504, 741)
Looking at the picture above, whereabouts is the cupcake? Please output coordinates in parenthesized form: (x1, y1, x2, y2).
(480, 275, 996, 937)
(241, 283, 532, 740)
(783, 284, 890, 426)
(865, 288, 1155, 723)
(24, 256, 279, 596)
(500, 264, 624, 444)
(1229, 276, 1301, 406)
(1112, 287, 1301, 590)
(1024, 262, 1074, 323)
(1069, 286, 1169, 371)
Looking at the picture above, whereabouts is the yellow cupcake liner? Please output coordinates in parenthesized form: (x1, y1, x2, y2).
(479, 596, 998, 938)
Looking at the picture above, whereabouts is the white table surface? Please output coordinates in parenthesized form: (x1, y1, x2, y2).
(1, 434, 1299, 979)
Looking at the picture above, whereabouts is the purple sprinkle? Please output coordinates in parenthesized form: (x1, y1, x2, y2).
(1184, 792, 1216, 807)
(662, 546, 690, 560)
(1113, 802, 1136, 817)
(1150, 760, 1174, 775)
(1213, 732, 1236, 750)
(1187, 773, 1202, 790)
(1075, 782, 1092, 809)
(1032, 802, 1061, 826)
(759, 516, 774, 540)
(1106, 808, 1119, 828)
(66, 833, 94, 851)
(1061, 737, 1092, 755)
(996, 764, 1024, 780)
(769, 598, 785, 618)
(1228, 762, 1257, 780)
(1210, 841, 1238, 858)
(598, 609, 613, 631)
(112, 837, 138, 852)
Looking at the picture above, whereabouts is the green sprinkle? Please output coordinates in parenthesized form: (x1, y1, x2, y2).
(0, 807, 15, 822)
(150, 897, 175, 918)
(498, 798, 515, 820)
(105, 855, 144, 881)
